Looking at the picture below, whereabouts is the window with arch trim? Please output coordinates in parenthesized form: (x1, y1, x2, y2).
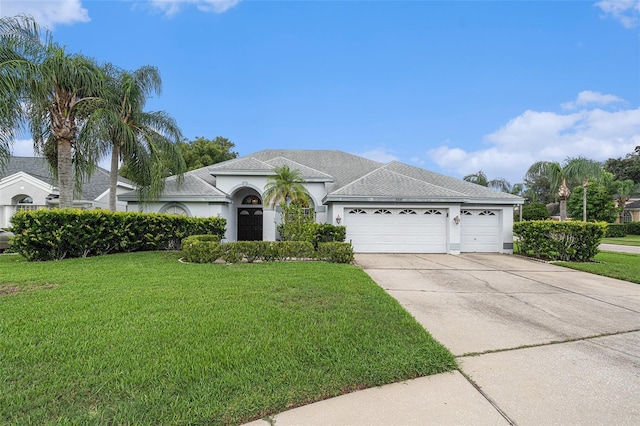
(161, 203, 189, 216)
(623, 210, 632, 223)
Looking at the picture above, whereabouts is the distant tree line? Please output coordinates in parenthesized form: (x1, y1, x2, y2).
(464, 146, 640, 223)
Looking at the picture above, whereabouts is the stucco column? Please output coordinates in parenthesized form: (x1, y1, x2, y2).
(448, 205, 461, 255)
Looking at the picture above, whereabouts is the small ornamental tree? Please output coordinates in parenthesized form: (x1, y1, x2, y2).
(567, 184, 616, 223)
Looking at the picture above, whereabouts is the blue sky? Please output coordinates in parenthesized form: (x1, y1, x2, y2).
(3, 0, 639, 184)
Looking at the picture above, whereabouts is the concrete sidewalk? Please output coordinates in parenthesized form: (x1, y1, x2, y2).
(600, 243, 640, 254)
(246, 253, 640, 425)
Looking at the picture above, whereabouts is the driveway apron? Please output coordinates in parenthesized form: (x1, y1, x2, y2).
(359, 253, 640, 425)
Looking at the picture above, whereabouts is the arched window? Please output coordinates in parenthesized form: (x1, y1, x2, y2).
(242, 195, 261, 205)
(17, 196, 33, 204)
(623, 210, 632, 223)
(161, 203, 189, 216)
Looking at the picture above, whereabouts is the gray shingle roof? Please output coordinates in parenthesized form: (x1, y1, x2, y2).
(383, 161, 523, 201)
(329, 167, 467, 200)
(247, 149, 383, 192)
(121, 149, 524, 205)
(1, 156, 132, 201)
(263, 157, 333, 181)
(625, 199, 640, 210)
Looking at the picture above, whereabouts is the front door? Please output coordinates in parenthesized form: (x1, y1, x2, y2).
(237, 208, 263, 241)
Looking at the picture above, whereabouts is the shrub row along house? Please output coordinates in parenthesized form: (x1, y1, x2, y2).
(118, 149, 524, 254)
(1, 150, 527, 254)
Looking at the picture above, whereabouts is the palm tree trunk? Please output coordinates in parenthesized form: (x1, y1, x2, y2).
(558, 179, 571, 221)
(57, 137, 74, 209)
(109, 143, 119, 211)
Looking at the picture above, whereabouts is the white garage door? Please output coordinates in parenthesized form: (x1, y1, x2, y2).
(460, 209, 500, 252)
(345, 208, 447, 253)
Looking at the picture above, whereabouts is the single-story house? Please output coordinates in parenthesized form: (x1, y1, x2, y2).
(0, 156, 134, 228)
(623, 198, 640, 223)
(121, 150, 524, 254)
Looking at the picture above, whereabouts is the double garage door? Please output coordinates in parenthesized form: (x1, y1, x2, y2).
(345, 207, 500, 253)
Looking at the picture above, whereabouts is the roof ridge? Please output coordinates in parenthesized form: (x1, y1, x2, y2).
(264, 156, 334, 178)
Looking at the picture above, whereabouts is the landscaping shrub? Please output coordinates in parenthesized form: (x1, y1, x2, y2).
(520, 203, 550, 221)
(513, 220, 607, 261)
(316, 242, 355, 264)
(181, 238, 352, 263)
(606, 223, 627, 238)
(309, 223, 347, 247)
(9, 209, 226, 261)
(626, 222, 640, 235)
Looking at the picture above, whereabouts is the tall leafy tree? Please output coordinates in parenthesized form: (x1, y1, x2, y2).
(604, 146, 640, 184)
(263, 165, 311, 208)
(88, 64, 186, 210)
(525, 157, 603, 221)
(567, 184, 616, 223)
(177, 136, 238, 171)
(0, 15, 105, 208)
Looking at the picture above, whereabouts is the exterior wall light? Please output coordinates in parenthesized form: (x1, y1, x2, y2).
(453, 215, 460, 225)
(336, 215, 342, 224)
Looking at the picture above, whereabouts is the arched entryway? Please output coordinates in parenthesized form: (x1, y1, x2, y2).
(237, 193, 263, 241)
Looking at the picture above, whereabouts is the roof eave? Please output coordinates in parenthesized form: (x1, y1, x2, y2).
(118, 195, 232, 203)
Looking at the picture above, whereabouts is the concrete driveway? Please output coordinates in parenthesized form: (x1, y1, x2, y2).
(247, 253, 640, 425)
(358, 253, 640, 425)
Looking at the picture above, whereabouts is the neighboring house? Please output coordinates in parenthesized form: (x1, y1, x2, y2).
(0, 156, 134, 228)
(120, 149, 524, 254)
(622, 198, 640, 223)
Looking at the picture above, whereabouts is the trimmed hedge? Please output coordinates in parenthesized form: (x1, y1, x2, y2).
(513, 220, 607, 262)
(182, 236, 354, 264)
(8, 209, 226, 261)
(627, 222, 640, 235)
(606, 223, 627, 237)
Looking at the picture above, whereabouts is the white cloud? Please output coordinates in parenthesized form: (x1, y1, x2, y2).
(357, 148, 399, 164)
(427, 104, 640, 184)
(10, 139, 36, 157)
(149, 0, 241, 16)
(0, 0, 90, 29)
(595, 0, 640, 28)
(561, 90, 625, 110)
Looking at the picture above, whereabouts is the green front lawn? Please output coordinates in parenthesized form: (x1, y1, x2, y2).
(601, 235, 640, 246)
(557, 251, 640, 284)
(0, 252, 456, 425)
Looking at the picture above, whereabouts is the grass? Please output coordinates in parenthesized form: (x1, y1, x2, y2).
(556, 251, 640, 284)
(0, 251, 456, 425)
(601, 235, 640, 246)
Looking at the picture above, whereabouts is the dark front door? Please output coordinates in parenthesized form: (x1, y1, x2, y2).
(237, 208, 263, 241)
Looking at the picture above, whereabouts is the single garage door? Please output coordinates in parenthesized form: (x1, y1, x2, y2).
(460, 209, 500, 252)
(345, 208, 447, 253)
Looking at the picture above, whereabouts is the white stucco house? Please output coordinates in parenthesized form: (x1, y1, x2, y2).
(120, 149, 524, 254)
(0, 156, 134, 228)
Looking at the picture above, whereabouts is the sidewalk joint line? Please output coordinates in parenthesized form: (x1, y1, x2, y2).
(458, 328, 640, 358)
(459, 370, 517, 426)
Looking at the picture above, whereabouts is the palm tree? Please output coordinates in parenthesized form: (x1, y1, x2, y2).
(0, 15, 105, 208)
(463, 170, 513, 192)
(263, 165, 311, 208)
(525, 157, 603, 221)
(609, 179, 638, 223)
(87, 64, 186, 210)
